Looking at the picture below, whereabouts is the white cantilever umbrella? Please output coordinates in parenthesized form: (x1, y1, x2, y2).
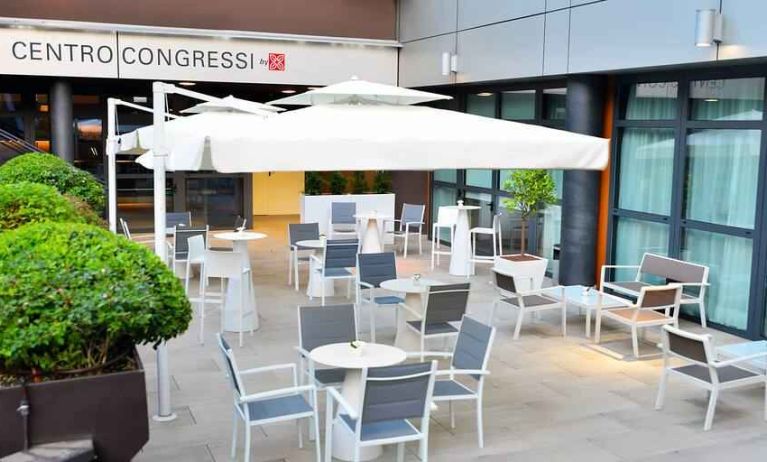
(180, 95, 284, 114)
(270, 77, 452, 106)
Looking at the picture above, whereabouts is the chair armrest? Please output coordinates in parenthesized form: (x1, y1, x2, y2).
(405, 221, 424, 228)
(405, 351, 453, 359)
(398, 302, 423, 318)
(240, 384, 315, 403)
(601, 265, 641, 270)
(294, 346, 311, 359)
(326, 386, 359, 419)
(359, 281, 374, 290)
(240, 362, 296, 376)
(520, 285, 564, 297)
(310, 254, 323, 265)
(713, 351, 767, 368)
(677, 282, 710, 287)
(435, 369, 489, 377)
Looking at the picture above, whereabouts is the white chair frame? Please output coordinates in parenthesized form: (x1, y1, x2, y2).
(200, 250, 253, 347)
(309, 241, 358, 305)
(387, 204, 425, 258)
(431, 206, 457, 269)
(470, 212, 503, 266)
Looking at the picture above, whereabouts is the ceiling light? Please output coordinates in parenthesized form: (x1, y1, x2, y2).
(704, 98, 719, 102)
(695, 9, 722, 47)
(307, 87, 322, 90)
(281, 89, 297, 94)
(476, 92, 494, 97)
(178, 81, 196, 86)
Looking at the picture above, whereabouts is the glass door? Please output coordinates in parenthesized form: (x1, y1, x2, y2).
(464, 190, 494, 257)
(184, 174, 245, 228)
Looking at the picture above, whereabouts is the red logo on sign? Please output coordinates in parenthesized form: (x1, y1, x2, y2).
(268, 53, 286, 71)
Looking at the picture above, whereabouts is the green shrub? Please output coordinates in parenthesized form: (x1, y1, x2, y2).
(351, 171, 368, 194)
(304, 171, 323, 195)
(372, 171, 391, 194)
(64, 194, 106, 227)
(0, 153, 105, 212)
(0, 182, 86, 231)
(0, 223, 191, 374)
(328, 171, 348, 195)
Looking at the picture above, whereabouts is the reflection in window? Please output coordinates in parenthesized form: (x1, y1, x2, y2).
(501, 90, 535, 120)
(543, 88, 566, 121)
(618, 128, 675, 215)
(690, 78, 764, 121)
(613, 217, 668, 281)
(466, 93, 496, 117)
(685, 129, 760, 228)
(434, 169, 457, 183)
(466, 169, 492, 188)
(432, 186, 457, 242)
(625, 82, 678, 120)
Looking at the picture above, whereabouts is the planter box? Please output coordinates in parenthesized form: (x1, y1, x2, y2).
(300, 193, 396, 244)
(494, 255, 549, 291)
(0, 351, 149, 461)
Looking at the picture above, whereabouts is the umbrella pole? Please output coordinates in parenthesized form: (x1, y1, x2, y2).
(151, 82, 176, 422)
(106, 98, 118, 233)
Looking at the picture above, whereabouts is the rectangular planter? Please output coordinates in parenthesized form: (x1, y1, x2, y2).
(0, 351, 149, 461)
(300, 193, 396, 244)
(494, 255, 549, 291)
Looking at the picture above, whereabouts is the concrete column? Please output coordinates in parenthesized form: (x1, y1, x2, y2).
(559, 75, 606, 286)
(50, 80, 74, 162)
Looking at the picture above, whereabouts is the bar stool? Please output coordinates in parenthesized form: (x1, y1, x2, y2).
(199, 250, 252, 347)
(184, 234, 206, 295)
(470, 213, 502, 265)
(431, 206, 458, 269)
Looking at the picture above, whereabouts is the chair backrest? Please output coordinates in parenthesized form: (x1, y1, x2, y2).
(217, 334, 245, 399)
(492, 213, 502, 231)
(167, 211, 192, 229)
(187, 235, 206, 262)
(205, 250, 246, 279)
(288, 222, 320, 246)
(436, 206, 458, 226)
(491, 268, 518, 295)
(234, 215, 247, 230)
(451, 316, 496, 380)
(640, 253, 708, 284)
(360, 361, 436, 424)
(637, 284, 682, 312)
(357, 252, 397, 288)
(323, 240, 359, 270)
(661, 325, 712, 366)
(119, 218, 131, 239)
(173, 226, 208, 259)
(401, 203, 425, 224)
(424, 283, 471, 325)
(298, 304, 357, 352)
(331, 202, 356, 225)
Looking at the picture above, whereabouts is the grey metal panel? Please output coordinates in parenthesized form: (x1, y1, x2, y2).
(719, 0, 767, 60)
(399, 0, 457, 42)
(543, 10, 570, 75)
(546, 0, 571, 11)
(568, 0, 718, 73)
(398, 34, 457, 87)
(457, 0, 545, 30)
(456, 16, 545, 83)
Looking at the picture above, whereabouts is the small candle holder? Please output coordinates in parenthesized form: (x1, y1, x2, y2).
(412, 273, 422, 285)
(350, 340, 365, 356)
(582, 285, 591, 297)
(457, 200, 464, 207)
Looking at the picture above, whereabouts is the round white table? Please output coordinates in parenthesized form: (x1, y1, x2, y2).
(354, 212, 391, 254)
(443, 203, 480, 277)
(380, 277, 443, 351)
(296, 239, 335, 299)
(310, 342, 407, 461)
(212, 231, 266, 332)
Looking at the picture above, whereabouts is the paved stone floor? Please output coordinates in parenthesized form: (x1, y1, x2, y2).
(135, 216, 767, 462)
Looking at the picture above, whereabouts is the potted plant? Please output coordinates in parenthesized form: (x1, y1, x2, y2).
(0, 222, 191, 460)
(495, 170, 557, 289)
(328, 171, 348, 195)
(304, 171, 323, 196)
(372, 170, 391, 194)
(351, 171, 367, 194)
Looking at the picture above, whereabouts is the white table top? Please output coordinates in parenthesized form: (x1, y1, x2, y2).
(380, 277, 444, 294)
(309, 342, 406, 370)
(354, 212, 392, 220)
(213, 231, 267, 241)
(717, 340, 767, 370)
(442, 205, 481, 211)
(554, 286, 630, 308)
(295, 239, 325, 249)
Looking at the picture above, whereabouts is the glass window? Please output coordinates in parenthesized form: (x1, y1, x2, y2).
(613, 217, 669, 281)
(432, 186, 457, 242)
(617, 128, 675, 215)
(550, 170, 563, 199)
(0, 93, 22, 113)
(0, 115, 24, 138)
(684, 129, 760, 228)
(543, 88, 566, 120)
(501, 90, 535, 120)
(466, 93, 496, 118)
(466, 169, 493, 188)
(537, 204, 562, 279)
(690, 78, 764, 121)
(186, 176, 244, 228)
(681, 229, 752, 330)
(434, 169, 457, 183)
(625, 82, 678, 120)
(464, 190, 495, 256)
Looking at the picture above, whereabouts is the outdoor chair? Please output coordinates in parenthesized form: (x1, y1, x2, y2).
(411, 316, 496, 448)
(431, 206, 458, 269)
(600, 253, 710, 327)
(119, 218, 153, 245)
(208, 215, 248, 251)
(184, 234, 206, 295)
(166, 211, 192, 234)
(356, 252, 403, 342)
(171, 225, 208, 273)
(386, 203, 425, 258)
(595, 284, 683, 359)
(470, 212, 502, 265)
(489, 267, 566, 340)
(288, 222, 320, 291)
(402, 282, 471, 356)
(296, 304, 357, 392)
(217, 334, 320, 462)
(324, 361, 437, 462)
(309, 239, 358, 305)
(329, 202, 358, 239)
(200, 250, 253, 347)
(655, 325, 767, 431)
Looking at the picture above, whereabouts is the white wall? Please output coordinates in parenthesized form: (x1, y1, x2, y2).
(399, 0, 767, 87)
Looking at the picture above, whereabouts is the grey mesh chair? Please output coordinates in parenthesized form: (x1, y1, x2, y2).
(329, 202, 358, 239)
(325, 361, 437, 462)
(296, 304, 357, 391)
(356, 252, 404, 342)
(656, 325, 767, 431)
(309, 239, 359, 305)
(171, 225, 209, 271)
(402, 282, 471, 356)
(288, 223, 320, 291)
(489, 267, 566, 340)
(386, 203, 425, 258)
(166, 211, 192, 233)
(413, 316, 496, 448)
(217, 335, 321, 462)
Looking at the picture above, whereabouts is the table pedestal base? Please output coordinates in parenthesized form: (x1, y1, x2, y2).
(394, 292, 425, 352)
(223, 277, 258, 332)
(360, 218, 383, 254)
(307, 259, 335, 298)
(332, 370, 382, 461)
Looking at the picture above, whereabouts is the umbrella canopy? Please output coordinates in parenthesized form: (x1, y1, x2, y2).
(269, 78, 452, 106)
(181, 95, 284, 114)
(207, 103, 608, 172)
(117, 111, 272, 171)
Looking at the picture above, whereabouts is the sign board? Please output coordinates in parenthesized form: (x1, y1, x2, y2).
(0, 27, 398, 85)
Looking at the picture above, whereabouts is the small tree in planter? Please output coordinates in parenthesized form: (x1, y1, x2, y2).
(328, 171, 348, 195)
(351, 171, 368, 194)
(304, 171, 323, 195)
(501, 169, 556, 256)
(372, 171, 391, 194)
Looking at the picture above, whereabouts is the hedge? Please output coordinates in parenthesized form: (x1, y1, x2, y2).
(0, 182, 86, 231)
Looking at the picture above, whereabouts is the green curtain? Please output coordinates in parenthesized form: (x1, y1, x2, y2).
(618, 128, 675, 215)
